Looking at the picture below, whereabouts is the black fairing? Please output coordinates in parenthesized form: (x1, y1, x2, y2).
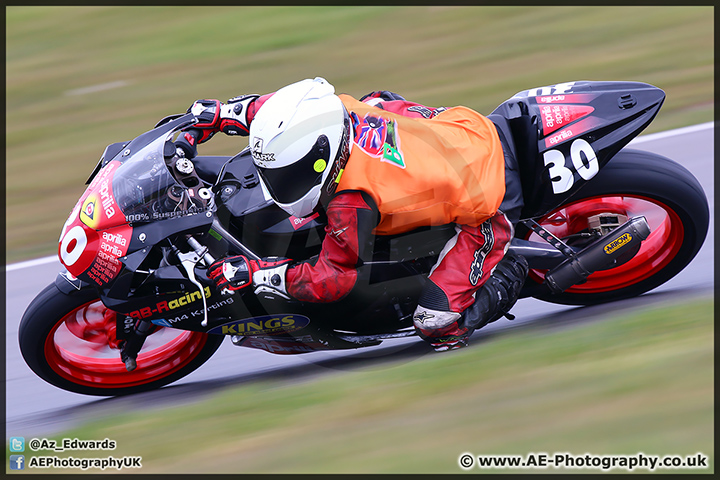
(491, 81, 665, 218)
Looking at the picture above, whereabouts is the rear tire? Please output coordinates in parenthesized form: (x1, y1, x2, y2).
(522, 149, 709, 305)
(19, 283, 224, 396)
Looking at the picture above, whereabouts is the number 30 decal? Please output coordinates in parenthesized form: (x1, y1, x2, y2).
(543, 138, 599, 194)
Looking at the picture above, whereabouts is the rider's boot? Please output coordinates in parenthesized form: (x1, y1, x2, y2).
(413, 308, 470, 352)
(461, 252, 529, 331)
(413, 253, 529, 352)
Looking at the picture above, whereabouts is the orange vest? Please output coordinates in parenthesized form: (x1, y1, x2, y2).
(337, 95, 506, 235)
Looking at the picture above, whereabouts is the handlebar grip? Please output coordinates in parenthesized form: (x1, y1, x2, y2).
(183, 128, 203, 144)
(175, 129, 202, 159)
(186, 235, 215, 266)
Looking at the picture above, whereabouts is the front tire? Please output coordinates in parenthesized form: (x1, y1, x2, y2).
(19, 283, 224, 396)
(522, 149, 709, 305)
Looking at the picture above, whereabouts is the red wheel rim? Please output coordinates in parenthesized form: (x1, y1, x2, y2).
(44, 300, 210, 389)
(526, 195, 684, 293)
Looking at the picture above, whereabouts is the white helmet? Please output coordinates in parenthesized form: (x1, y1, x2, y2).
(250, 77, 352, 218)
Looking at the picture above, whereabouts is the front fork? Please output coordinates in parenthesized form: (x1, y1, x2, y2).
(114, 221, 260, 371)
(119, 319, 155, 372)
(118, 233, 219, 372)
(54, 273, 156, 372)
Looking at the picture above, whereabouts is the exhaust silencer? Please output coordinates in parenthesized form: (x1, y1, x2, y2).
(544, 216, 651, 294)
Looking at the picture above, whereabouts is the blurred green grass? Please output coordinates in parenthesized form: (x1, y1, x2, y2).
(19, 297, 713, 474)
(5, 6, 714, 262)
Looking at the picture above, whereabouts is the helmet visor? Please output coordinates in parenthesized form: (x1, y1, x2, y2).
(255, 135, 331, 205)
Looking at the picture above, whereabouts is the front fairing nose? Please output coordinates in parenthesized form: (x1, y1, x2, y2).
(58, 160, 133, 285)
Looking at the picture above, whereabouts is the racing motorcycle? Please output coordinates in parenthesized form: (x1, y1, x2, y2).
(19, 81, 709, 396)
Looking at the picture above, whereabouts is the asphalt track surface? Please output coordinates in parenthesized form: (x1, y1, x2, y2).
(5, 123, 714, 437)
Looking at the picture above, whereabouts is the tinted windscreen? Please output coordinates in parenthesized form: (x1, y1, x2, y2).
(112, 135, 204, 223)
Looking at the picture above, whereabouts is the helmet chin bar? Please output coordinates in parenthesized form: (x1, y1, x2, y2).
(276, 189, 322, 219)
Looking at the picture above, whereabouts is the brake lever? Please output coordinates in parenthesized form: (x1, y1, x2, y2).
(174, 235, 217, 328)
(176, 249, 210, 327)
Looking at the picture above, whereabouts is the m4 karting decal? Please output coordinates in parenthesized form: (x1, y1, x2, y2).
(150, 297, 235, 327)
(353, 113, 405, 168)
(208, 314, 311, 336)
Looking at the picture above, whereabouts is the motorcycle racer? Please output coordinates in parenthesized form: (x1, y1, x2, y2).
(178, 77, 528, 351)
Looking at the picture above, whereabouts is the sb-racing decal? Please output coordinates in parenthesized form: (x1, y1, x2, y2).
(129, 286, 213, 320)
